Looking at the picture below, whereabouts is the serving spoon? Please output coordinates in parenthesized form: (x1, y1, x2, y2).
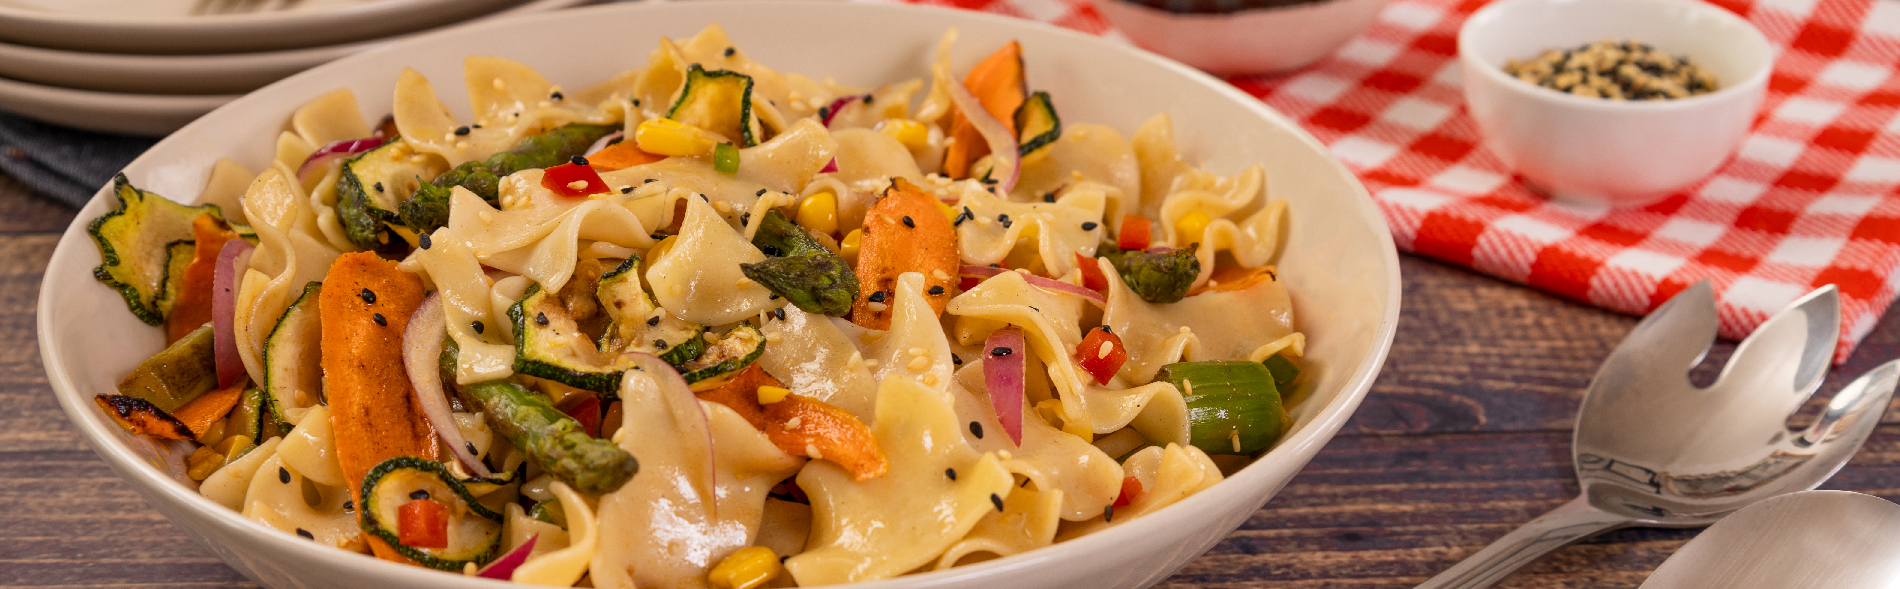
(1641, 487, 1900, 588)
(1418, 282, 1898, 588)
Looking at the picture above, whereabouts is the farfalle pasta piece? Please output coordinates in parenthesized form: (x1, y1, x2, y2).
(950, 364, 1124, 521)
(757, 305, 880, 423)
(513, 481, 598, 586)
(243, 453, 361, 552)
(236, 168, 341, 386)
(952, 180, 1108, 277)
(862, 272, 955, 395)
(935, 485, 1063, 569)
(394, 59, 617, 168)
(646, 194, 776, 326)
(1057, 443, 1223, 540)
(787, 378, 1014, 585)
(1099, 257, 1295, 384)
(409, 221, 517, 384)
(1012, 123, 1140, 213)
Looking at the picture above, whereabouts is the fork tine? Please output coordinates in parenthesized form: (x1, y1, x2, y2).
(1713, 285, 1839, 403)
(1798, 359, 1898, 447)
(1590, 281, 1719, 397)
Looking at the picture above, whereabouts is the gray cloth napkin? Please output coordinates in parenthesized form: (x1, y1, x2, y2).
(0, 110, 156, 209)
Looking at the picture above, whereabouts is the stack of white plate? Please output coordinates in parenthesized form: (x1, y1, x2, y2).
(0, 0, 601, 136)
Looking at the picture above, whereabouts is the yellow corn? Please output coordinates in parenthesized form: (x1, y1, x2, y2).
(648, 235, 680, 265)
(934, 199, 959, 224)
(796, 192, 839, 235)
(756, 385, 791, 405)
(839, 228, 863, 264)
(708, 546, 781, 589)
(635, 117, 717, 157)
(186, 446, 224, 481)
(878, 118, 929, 152)
(1174, 210, 1212, 245)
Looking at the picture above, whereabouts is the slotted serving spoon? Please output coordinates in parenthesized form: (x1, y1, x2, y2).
(1419, 282, 1898, 588)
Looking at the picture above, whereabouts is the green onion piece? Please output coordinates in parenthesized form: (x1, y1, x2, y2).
(714, 142, 740, 175)
(1262, 353, 1301, 387)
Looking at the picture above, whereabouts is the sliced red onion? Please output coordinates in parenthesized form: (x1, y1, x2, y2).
(819, 158, 838, 174)
(946, 77, 1020, 194)
(212, 239, 255, 389)
(477, 533, 538, 580)
(820, 95, 863, 127)
(984, 327, 1026, 447)
(623, 353, 716, 516)
(959, 265, 1106, 305)
(584, 130, 625, 157)
(404, 293, 491, 477)
(296, 137, 384, 177)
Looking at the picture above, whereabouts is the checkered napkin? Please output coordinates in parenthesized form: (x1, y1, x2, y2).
(899, 0, 1900, 362)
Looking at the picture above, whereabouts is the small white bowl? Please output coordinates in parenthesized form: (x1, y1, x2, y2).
(1458, 0, 1771, 207)
(1092, 0, 1391, 75)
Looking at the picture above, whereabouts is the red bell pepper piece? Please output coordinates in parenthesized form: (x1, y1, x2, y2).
(1113, 476, 1142, 508)
(563, 396, 603, 438)
(1073, 252, 1110, 292)
(397, 498, 451, 549)
(541, 162, 609, 197)
(1074, 326, 1127, 385)
(1117, 215, 1152, 251)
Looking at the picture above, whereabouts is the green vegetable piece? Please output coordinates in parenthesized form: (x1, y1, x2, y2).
(115, 323, 218, 414)
(263, 281, 324, 420)
(1157, 360, 1287, 456)
(89, 174, 223, 325)
(596, 257, 707, 367)
(679, 324, 767, 387)
(442, 338, 639, 495)
(667, 64, 761, 147)
(229, 386, 267, 443)
(335, 139, 448, 249)
(358, 456, 504, 570)
(1015, 90, 1061, 156)
(1101, 244, 1200, 303)
(739, 210, 860, 316)
(1262, 353, 1301, 388)
(399, 123, 619, 233)
(714, 142, 740, 174)
(527, 499, 568, 529)
(157, 240, 195, 320)
(509, 282, 639, 393)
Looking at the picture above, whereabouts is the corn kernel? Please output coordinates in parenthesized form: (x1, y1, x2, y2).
(934, 198, 959, 223)
(878, 118, 929, 152)
(635, 117, 717, 157)
(648, 235, 679, 264)
(840, 229, 863, 264)
(186, 446, 224, 481)
(796, 191, 839, 235)
(708, 546, 781, 589)
(1174, 210, 1212, 245)
(757, 386, 791, 405)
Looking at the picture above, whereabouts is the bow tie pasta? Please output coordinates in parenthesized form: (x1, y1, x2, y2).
(87, 22, 1305, 589)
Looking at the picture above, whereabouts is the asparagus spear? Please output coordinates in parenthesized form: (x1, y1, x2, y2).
(399, 123, 620, 233)
(1156, 360, 1287, 455)
(440, 338, 638, 495)
(1101, 243, 1201, 304)
(739, 210, 860, 316)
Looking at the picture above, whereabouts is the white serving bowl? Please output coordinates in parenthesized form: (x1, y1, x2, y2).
(1458, 0, 1771, 207)
(1092, 0, 1391, 75)
(38, 2, 1401, 588)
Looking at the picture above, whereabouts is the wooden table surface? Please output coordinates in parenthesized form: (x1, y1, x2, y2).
(3, 173, 1897, 589)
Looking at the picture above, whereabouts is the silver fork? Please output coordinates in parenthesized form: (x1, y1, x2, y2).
(1417, 282, 1899, 588)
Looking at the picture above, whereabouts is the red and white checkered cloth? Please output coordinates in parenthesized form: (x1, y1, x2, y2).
(897, 0, 1900, 362)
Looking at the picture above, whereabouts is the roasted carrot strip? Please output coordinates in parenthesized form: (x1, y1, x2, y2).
(171, 380, 246, 441)
(319, 251, 437, 564)
(941, 41, 1026, 179)
(1187, 264, 1276, 296)
(697, 364, 887, 481)
(851, 178, 958, 330)
(165, 214, 240, 343)
(587, 140, 665, 172)
(93, 395, 192, 440)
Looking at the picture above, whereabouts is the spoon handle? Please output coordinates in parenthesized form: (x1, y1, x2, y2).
(1415, 496, 1633, 589)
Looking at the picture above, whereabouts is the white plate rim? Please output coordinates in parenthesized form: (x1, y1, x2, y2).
(0, 0, 524, 54)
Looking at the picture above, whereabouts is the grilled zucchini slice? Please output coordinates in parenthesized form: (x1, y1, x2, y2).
(1015, 90, 1061, 156)
(667, 64, 763, 147)
(359, 457, 504, 570)
(596, 257, 706, 366)
(262, 281, 323, 420)
(680, 324, 766, 389)
(335, 138, 448, 249)
(509, 283, 639, 393)
(89, 174, 223, 325)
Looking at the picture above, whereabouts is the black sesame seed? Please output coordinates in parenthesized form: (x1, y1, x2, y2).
(1043, 193, 1056, 203)
(999, 214, 1012, 228)
(724, 47, 736, 57)
(952, 354, 963, 366)
(902, 215, 915, 228)
(1021, 478, 1031, 488)
(631, 99, 641, 107)
(535, 312, 548, 326)
(818, 106, 831, 119)
(756, 188, 768, 196)
(1082, 222, 1098, 231)
(759, 244, 783, 257)
(970, 421, 984, 438)
(868, 291, 887, 303)
(473, 124, 484, 129)
(1100, 325, 1113, 334)
(928, 285, 946, 296)
(372, 313, 387, 326)
(373, 182, 385, 193)
(769, 293, 780, 300)
(1104, 505, 1115, 522)
(571, 155, 589, 166)
(454, 126, 471, 136)
(945, 468, 958, 481)
(297, 528, 315, 540)
(700, 194, 710, 202)
(621, 186, 635, 194)
(360, 288, 376, 304)
(990, 493, 1005, 511)
(343, 500, 354, 512)
(741, 213, 751, 225)
(410, 489, 431, 500)
(278, 467, 290, 484)
(646, 316, 661, 327)
(991, 347, 1013, 357)
(774, 308, 787, 320)
(465, 442, 479, 456)
(644, 178, 657, 184)
(655, 339, 669, 350)
(863, 94, 875, 105)
(419, 233, 433, 249)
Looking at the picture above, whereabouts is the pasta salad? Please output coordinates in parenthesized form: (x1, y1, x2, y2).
(86, 24, 1303, 588)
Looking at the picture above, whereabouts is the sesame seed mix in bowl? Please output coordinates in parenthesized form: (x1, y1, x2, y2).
(1503, 39, 1718, 100)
